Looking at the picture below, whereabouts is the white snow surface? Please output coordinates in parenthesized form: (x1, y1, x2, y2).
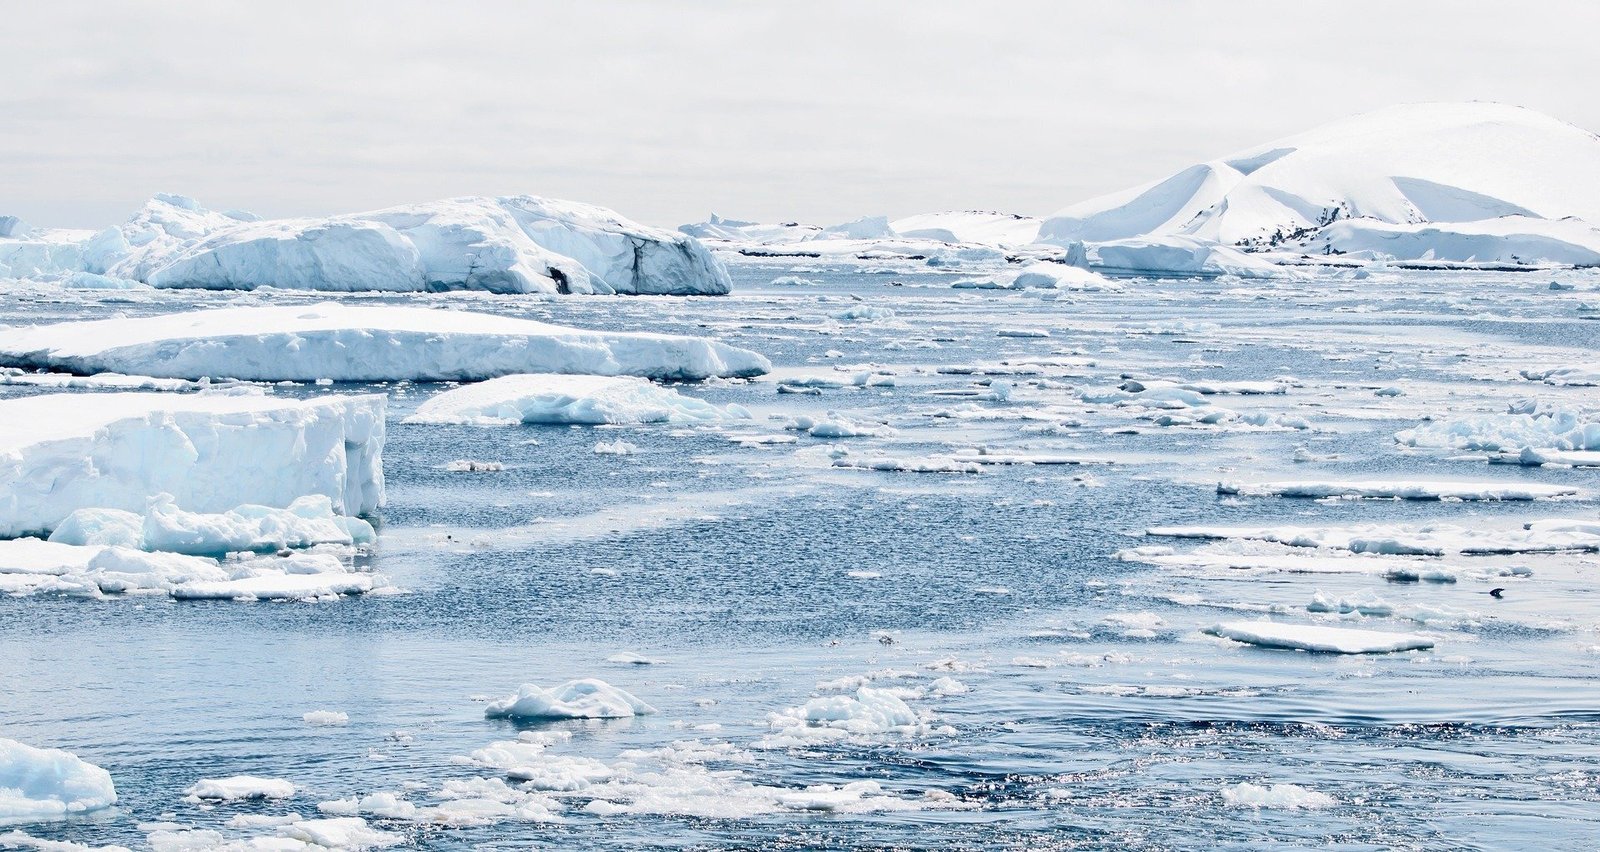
(0, 739, 117, 825)
(406, 374, 748, 426)
(1206, 621, 1435, 654)
(1040, 103, 1600, 261)
(0, 392, 384, 538)
(0, 303, 770, 382)
(4, 193, 732, 296)
(483, 679, 658, 720)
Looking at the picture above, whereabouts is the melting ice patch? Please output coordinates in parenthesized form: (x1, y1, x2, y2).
(483, 679, 657, 720)
(1221, 781, 1335, 809)
(183, 776, 295, 802)
(406, 374, 749, 426)
(0, 739, 117, 825)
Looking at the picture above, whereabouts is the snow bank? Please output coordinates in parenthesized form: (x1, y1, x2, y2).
(0, 303, 770, 382)
(183, 776, 295, 802)
(1217, 479, 1577, 501)
(406, 374, 748, 426)
(49, 495, 373, 556)
(1522, 363, 1600, 387)
(0, 739, 117, 824)
(0, 392, 384, 539)
(484, 679, 657, 720)
(1205, 621, 1434, 654)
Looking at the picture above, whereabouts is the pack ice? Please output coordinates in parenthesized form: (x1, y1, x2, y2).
(0, 193, 733, 295)
(0, 302, 771, 382)
(0, 738, 117, 824)
(0, 392, 384, 538)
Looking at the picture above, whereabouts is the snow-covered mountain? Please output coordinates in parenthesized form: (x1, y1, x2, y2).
(1, 194, 732, 295)
(1038, 102, 1600, 262)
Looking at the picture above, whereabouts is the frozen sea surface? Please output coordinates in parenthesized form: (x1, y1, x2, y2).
(4, 262, 1600, 849)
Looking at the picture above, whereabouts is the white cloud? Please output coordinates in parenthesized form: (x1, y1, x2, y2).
(4, 0, 1598, 228)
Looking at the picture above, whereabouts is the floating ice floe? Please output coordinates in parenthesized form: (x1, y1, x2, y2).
(1146, 521, 1600, 556)
(48, 494, 373, 556)
(406, 374, 748, 426)
(1521, 363, 1600, 387)
(0, 368, 201, 392)
(0, 738, 117, 824)
(0, 392, 383, 539)
(1205, 621, 1434, 654)
(1216, 479, 1578, 501)
(0, 537, 384, 600)
(303, 710, 350, 727)
(0, 303, 770, 382)
(761, 687, 946, 748)
(1221, 781, 1336, 810)
(484, 679, 657, 720)
(1396, 404, 1600, 453)
(184, 776, 296, 802)
(147, 817, 402, 851)
(786, 413, 896, 439)
(1120, 542, 1463, 581)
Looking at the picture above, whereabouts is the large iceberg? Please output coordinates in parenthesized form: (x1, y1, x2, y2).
(0, 302, 770, 382)
(0, 739, 117, 824)
(4, 193, 732, 295)
(0, 392, 384, 538)
(1039, 102, 1600, 265)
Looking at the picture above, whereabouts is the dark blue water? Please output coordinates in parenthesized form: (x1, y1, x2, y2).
(3, 264, 1599, 849)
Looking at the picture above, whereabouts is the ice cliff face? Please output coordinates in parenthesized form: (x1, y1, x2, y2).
(4, 194, 732, 296)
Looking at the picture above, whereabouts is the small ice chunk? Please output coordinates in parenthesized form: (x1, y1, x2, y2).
(302, 710, 349, 727)
(484, 679, 657, 720)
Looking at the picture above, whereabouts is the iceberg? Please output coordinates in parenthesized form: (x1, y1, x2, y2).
(5, 193, 733, 295)
(1205, 621, 1434, 654)
(0, 392, 384, 539)
(406, 374, 749, 426)
(0, 739, 117, 825)
(0, 302, 770, 382)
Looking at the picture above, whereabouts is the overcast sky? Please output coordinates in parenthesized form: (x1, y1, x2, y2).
(6, 0, 1599, 230)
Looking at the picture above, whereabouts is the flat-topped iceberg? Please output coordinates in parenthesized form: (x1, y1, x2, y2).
(0, 302, 770, 382)
(0, 738, 117, 824)
(4, 193, 732, 295)
(406, 374, 750, 426)
(1205, 621, 1434, 654)
(0, 392, 384, 538)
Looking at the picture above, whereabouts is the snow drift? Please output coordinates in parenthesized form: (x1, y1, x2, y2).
(0, 392, 384, 538)
(0, 302, 771, 382)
